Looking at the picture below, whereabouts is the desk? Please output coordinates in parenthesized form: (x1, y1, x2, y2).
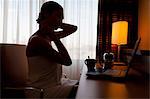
(76, 65, 149, 99)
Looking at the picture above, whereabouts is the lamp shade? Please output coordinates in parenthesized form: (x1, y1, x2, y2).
(111, 21, 128, 45)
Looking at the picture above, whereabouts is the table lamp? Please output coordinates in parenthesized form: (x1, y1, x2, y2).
(111, 21, 128, 61)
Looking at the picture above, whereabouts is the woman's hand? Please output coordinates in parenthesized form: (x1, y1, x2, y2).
(48, 32, 60, 41)
(54, 23, 77, 39)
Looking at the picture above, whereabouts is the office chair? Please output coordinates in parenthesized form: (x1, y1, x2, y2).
(0, 44, 44, 98)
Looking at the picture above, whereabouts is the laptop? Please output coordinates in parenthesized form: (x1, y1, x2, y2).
(86, 37, 141, 80)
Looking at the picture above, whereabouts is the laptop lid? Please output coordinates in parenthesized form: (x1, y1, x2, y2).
(126, 37, 141, 65)
(125, 37, 141, 78)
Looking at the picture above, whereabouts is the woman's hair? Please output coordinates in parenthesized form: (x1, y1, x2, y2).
(36, 1, 63, 24)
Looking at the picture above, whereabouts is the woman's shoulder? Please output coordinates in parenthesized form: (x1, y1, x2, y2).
(29, 33, 42, 41)
(28, 32, 50, 45)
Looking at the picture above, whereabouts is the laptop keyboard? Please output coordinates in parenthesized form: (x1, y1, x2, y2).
(103, 69, 122, 76)
(86, 69, 127, 77)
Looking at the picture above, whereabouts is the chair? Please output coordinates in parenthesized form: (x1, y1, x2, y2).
(1, 44, 44, 98)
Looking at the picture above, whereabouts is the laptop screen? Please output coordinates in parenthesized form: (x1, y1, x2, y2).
(127, 37, 141, 65)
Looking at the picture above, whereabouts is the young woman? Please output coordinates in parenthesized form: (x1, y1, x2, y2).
(26, 1, 78, 98)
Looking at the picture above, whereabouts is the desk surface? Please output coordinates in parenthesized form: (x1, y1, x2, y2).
(76, 65, 149, 99)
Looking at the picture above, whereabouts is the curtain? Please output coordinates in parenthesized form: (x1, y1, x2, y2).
(0, 0, 41, 44)
(0, 0, 98, 80)
(97, 0, 138, 62)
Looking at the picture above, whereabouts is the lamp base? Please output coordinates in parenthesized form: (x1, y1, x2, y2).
(117, 45, 121, 62)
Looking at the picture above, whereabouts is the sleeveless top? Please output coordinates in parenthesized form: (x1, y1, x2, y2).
(27, 56, 78, 98)
(27, 56, 62, 88)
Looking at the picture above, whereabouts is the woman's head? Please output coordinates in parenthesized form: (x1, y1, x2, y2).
(37, 1, 64, 27)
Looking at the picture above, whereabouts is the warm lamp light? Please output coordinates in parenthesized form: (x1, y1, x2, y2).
(111, 21, 128, 61)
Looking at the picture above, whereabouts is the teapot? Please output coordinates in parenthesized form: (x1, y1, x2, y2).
(84, 56, 97, 72)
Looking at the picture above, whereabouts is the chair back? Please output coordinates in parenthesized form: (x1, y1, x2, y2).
(1, 44, 28, 87)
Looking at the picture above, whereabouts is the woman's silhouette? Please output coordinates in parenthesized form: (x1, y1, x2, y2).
(26, 1, 78, 98)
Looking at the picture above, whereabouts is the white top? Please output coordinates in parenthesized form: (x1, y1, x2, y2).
(27, 56, 62, 88)
(27, 56, 77, 98)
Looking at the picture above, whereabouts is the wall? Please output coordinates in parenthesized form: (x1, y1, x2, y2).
(137, 0, 150, 75)
(138, 0, 150, 50)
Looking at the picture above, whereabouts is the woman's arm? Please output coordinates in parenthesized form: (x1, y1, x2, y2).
(53, 39, 72, 66)
(54, 23, 77, 39)
(26, 36, 72, 66)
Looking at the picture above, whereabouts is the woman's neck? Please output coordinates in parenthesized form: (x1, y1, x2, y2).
(36, 30, 52, 42)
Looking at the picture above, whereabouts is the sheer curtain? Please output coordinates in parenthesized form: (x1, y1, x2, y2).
(0, 0, 41, 44)
(0, 0, 98, 80)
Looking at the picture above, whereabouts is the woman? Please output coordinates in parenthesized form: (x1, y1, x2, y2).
(26, 1, 78, 98)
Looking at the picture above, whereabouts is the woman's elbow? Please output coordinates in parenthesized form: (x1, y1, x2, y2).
(64, 59, 72, 66)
